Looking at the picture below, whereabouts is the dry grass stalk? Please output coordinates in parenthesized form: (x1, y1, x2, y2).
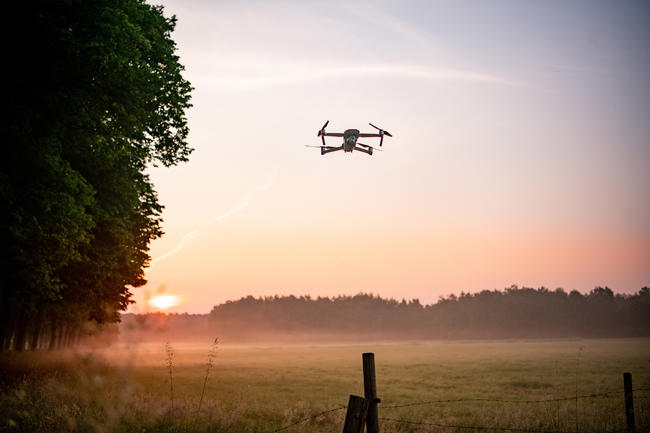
(198, 337, 219, 413)
(165, 341, 174, 412)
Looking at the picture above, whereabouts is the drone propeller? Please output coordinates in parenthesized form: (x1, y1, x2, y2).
(317, 120, 329, 145)
(369, 122, 392, 137)
(369, 122, 392, 146)
(306, 145, 341, 150)
(317, 120, 329, 136)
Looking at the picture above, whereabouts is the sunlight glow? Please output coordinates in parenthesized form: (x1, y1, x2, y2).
(148, 295, 180, 310)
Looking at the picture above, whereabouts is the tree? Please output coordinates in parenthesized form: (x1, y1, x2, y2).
(2, 0, 192, 350)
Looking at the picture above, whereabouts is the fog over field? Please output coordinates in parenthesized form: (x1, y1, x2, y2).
(118, 287, 650, 344)
(3, 339, 649, 432)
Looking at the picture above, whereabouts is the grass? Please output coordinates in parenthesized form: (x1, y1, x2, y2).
(1, 338, 649, 432)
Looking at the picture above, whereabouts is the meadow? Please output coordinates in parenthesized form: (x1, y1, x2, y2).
(1, 338, 649, 432)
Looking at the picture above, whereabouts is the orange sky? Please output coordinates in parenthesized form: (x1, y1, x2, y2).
(132, 0, 650, 314)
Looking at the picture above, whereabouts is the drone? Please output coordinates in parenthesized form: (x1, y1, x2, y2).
(307, 121, 393, 156)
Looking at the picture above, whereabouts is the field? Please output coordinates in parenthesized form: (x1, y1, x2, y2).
(1, 338, 649, 432)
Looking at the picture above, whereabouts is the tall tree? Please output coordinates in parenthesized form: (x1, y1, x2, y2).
(2, 0, 192, 350)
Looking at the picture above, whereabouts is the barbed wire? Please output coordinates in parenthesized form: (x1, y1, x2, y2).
(266, 387, 650, 431)
(382, 388, 650, 409)
(268, 405, 346, 433)
(380, 417, 628, 433)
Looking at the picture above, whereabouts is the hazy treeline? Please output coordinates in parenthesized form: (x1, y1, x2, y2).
(1, 1, 191, 351)
(121, 286, 650, 342)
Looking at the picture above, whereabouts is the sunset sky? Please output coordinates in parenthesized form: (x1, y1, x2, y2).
(135, 0, 650, 314)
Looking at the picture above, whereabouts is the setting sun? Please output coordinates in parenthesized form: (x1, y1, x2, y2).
(148, 295, 180, 310)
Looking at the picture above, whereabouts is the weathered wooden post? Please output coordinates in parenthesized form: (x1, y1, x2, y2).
(623, 372, 635, 433)
(363, 352, 380, 433)
(342, 395, 369, 433)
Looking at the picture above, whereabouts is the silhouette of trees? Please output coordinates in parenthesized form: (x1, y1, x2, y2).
(192, 287, 650, 341)
(2, 0, 192, 351)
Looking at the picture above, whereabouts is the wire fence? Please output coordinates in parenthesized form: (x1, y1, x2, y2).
(381, 389, 642, 409)
(269, 406, 347, 433)
(378, 417, 607, 433)
(269, 387, 650, 433)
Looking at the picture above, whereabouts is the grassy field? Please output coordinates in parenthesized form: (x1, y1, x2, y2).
(1, 338, 649, 432)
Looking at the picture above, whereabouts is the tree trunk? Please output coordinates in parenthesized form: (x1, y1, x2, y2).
(14, 315, 27, 351)
(2, 313, 16, 351)
(29, 312, 43, 350)
(0, 326, 6, 352)
(62, 325, 72, 349)
(30, 324, 41, 350)
(48, 323, 58, 350)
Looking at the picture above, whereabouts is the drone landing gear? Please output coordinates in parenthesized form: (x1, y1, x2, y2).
(354, 146, 373, 155)
(321, 146, 343, 155)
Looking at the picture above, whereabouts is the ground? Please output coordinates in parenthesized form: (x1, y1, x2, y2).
(1, 338, 649, 432)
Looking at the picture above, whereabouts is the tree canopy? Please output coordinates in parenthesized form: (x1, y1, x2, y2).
(2, 0, 192, 350)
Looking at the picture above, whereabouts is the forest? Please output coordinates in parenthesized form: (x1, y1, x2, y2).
(1, 0, 192, 351)
(121, 286, 650, 342)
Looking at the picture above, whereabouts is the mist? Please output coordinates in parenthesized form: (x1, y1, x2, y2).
(118, 286, 650, 345)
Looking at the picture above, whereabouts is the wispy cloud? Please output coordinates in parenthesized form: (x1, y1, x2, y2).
(339, 1, 433, 49)
(197, 64, 515, 92)
(179, 1, 516, 92)
(149, 230, 199, 269)
(147, 167, 279, 270)
(209, 167, 278, 223)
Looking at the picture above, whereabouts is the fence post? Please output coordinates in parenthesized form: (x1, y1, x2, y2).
(342, 395, 369, 433)
(624, 372, 635, 433)
(363, 352, 380, 433)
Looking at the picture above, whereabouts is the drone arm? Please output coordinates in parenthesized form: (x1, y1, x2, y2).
(358, 133, 384, 146)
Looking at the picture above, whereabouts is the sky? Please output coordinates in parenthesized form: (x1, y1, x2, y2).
(133, 0, 650, 314)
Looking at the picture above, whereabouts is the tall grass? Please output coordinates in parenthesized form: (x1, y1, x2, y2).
(575, 345, 584, 432)
(198, 337, 219, 414)
(165, 341, 174, 412)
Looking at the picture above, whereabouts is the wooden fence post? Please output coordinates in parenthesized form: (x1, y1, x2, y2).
(342, 395, 369, 433)
(624, 372, 635, 433)
(363, 352, 380, 433)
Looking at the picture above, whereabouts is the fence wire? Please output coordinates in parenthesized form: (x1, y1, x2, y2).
(267, 387, 650, 432)
(382, 388, 650, 409)
(380, 417, 626, 433)
(269, 405, 346, 433)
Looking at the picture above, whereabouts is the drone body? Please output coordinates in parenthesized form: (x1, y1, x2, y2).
(307, 121, 392, 156)
(342, 129, 361, 153)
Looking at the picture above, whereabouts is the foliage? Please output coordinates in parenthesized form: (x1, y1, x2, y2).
(204, 286, 650, 340)
(1, 0, 192, 351)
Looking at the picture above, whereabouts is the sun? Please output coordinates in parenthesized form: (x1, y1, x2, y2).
(148, 294, 180, 310)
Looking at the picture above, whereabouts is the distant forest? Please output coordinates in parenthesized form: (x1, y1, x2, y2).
(121, 286, 650, 342)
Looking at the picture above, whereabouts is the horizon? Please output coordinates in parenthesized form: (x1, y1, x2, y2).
(132, 0, 650, 314)
(140, 284, 648, 315)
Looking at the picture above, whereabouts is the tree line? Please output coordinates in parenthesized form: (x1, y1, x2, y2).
(120, 286, 650, 342)
(1, 0, 192, 351)
(205, 286, 649, 339)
